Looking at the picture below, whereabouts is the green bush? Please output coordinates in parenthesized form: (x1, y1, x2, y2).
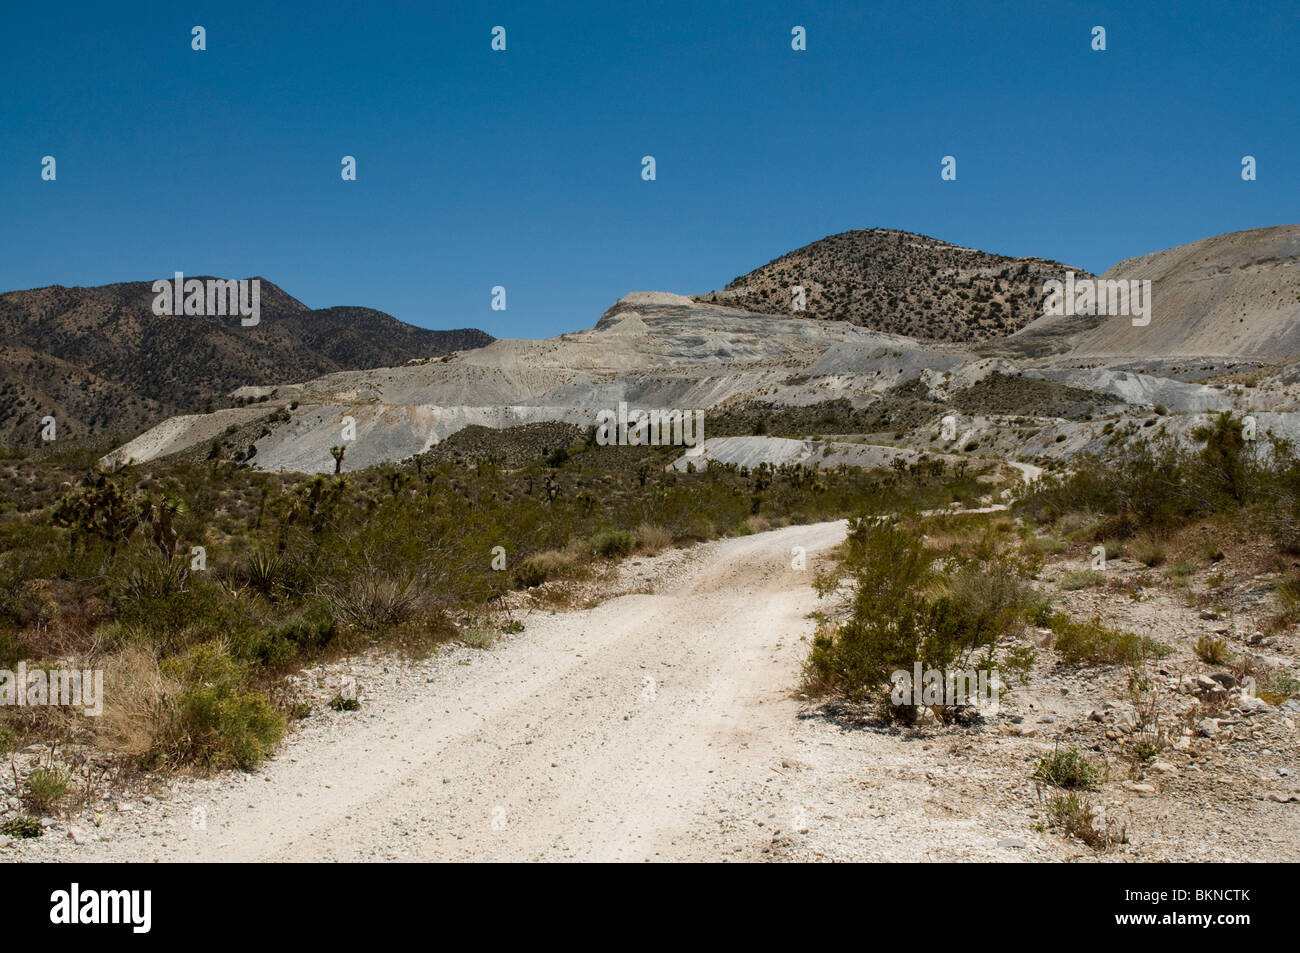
(1049, 613, 1169, 666)
(512, 557, 551, 589)
(239, 549, 299, 600)
(235, 601, 338, 667)
(1019, 413, 1297, 542)
(589, 529, 636, 559)
(1059, 569, 1106, 590)
(1032, 747, 1100, 789)
(804, 520, 1033, 715)
(1131, 535, 1166, 567)
(0, 816, 43, 838)
(26, 766, 70, 813)
(114, 577, 248, 655)
(160, 642, 284, 770)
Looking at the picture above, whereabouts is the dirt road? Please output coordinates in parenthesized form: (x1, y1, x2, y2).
(32, 522, 860, 861)
(14, 517, 1296, 864)
(247, 520, 846, 862)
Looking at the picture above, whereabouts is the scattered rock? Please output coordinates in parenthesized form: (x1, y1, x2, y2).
(1123, 781, 1157, 796)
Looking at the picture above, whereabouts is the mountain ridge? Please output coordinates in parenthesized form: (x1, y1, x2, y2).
(0, 278, 493, 447)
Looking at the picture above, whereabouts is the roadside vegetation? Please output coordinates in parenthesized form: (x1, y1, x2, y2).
(803, 513, 1039, 722)
(0, 431, 990, 776)
(799, 411, 1300, 854)
(1015, 412, 1300, 555)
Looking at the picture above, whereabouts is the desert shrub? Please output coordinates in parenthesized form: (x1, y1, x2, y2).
(1049, 613, 1169, 666)
(1100, 537, 1128, 559)
(238, 549, 301, 600)
(1032, 747, 1100, 789)
(0, 816, 42, 838)
(1048, 793, 1124, 850)
(1024, 535, 1067, 556)
(1059, 569, 1106, 590)
(1024, 592, 1055, 627)
(1018, 415, 1300, 550)
(318, 571, 427, 631)
(25, 766, 70, 813)
(590, 529, 636, 559)
(461, 628, 495, 649)
(1274, 572, 1300, 628)
(1190, 411, 1253, 505)
(945, 556, 1037, 644)
(235, 600, 337, 667)
(97, 644, 179, 762)
(1131, 534, 1166, 567)
(116, 554, 190, 602)
(512, 558, 549, 589)
(635, 523, 673, 554)
(158, 642, 284, 771)
(328, 693, 360, 712)
(512, 547, 581, 588)
(1194, 635, 1231, 665)
(804, 520, 1033, 715)
(114, 574, 248, 655)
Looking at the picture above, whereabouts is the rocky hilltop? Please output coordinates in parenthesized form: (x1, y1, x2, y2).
(696, 228, 1087, 344)
(0, 279, 492, 446)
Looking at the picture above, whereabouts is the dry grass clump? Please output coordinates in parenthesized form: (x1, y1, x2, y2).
(512, 539, 591, 588)
(97, 644, 182, 763)
(634, 523, 674, 555)
(97, 641, 283, 772)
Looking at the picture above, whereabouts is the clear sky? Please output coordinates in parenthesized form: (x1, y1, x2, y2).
(2, 0, 1296, 339)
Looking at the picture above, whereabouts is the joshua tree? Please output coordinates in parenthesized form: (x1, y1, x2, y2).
(137, 492, 186, 559)
(329, 445, 346, 474)
(52, 472, 135, 555)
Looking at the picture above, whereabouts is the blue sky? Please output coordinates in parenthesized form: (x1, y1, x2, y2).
(2, 0, 1296, 339)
